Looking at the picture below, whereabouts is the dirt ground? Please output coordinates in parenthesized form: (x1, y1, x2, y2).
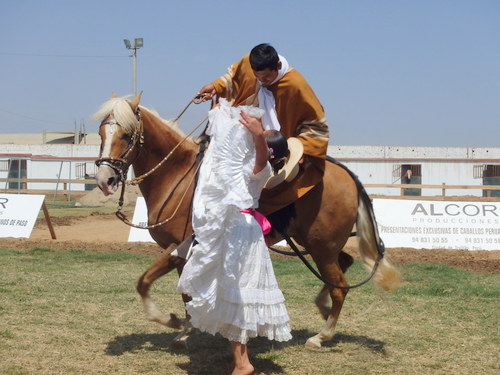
(2, 213, 499, 274)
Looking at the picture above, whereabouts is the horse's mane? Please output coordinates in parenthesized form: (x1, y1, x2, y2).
(91, 96, 183, 136)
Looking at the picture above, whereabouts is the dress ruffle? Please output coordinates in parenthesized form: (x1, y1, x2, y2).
(177, 100, 292, 344)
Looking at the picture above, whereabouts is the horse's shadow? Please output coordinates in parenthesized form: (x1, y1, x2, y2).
(105, 329, 386, 374)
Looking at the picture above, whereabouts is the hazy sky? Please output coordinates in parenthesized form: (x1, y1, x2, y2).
(1, 0, 498, 147)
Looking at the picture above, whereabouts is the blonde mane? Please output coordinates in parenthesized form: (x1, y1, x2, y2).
(92, 96, 183, 136)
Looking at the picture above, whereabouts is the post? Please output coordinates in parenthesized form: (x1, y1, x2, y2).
(132, 48, 137, 96)
(124, 38, 143, 96)
(41, 200, 57, 239)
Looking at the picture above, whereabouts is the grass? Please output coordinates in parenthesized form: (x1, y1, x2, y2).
(0, 246, 498, 375)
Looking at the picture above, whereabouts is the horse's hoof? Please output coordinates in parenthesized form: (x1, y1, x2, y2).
(170, 339, 188, 350)
(147, 312, 184, 329)
(305, 337, 322, 350)
(170, 328, 194, 350)
(165, 313, 183, 329)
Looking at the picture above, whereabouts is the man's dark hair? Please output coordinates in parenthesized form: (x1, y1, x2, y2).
(249, 43, 279, 71)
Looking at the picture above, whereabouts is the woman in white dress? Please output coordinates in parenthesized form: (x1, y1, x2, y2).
(177, 99, 292, 375)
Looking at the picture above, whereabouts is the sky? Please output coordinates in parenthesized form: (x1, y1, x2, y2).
(1, 0, 498, 147)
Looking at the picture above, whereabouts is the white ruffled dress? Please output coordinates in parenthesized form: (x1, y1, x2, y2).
(177, 99, 292, 344)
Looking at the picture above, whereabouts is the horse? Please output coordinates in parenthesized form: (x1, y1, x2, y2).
(92, 93, 400, 349)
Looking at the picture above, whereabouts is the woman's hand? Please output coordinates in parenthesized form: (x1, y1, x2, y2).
(239, 111, 264, 136)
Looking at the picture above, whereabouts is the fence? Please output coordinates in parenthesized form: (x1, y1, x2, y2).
(1, 177, 97, 201)
(366, 183, 500, 201)
(2, 178, 500, 202)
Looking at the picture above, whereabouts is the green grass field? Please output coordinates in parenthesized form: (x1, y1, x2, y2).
(0, 246, 498, 375)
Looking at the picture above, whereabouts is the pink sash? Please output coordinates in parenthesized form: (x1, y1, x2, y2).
(240, 209, 272, 235)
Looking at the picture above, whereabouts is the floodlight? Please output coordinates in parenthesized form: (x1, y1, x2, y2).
(134, 38, 143, 48)
(123, 39, 131, 49)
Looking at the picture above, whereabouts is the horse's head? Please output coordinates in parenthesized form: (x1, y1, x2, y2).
(92, 92, 144, 195)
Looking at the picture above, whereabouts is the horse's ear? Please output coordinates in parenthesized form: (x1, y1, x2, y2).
(130, 91, 143, 111)
(110, 92, 118, 98)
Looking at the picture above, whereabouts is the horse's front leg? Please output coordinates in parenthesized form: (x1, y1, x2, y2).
(136, 244, 185, 328)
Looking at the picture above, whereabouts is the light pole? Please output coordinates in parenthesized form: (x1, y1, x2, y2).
(123, 38, 143, 96)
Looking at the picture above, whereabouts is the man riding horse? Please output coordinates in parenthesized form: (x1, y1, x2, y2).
(198, 43, 329, 215)
(92, 43, 400, 352)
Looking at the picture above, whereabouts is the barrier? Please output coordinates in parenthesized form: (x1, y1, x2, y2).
(373, 199, 500, 250)
(0, 194, 56, 239)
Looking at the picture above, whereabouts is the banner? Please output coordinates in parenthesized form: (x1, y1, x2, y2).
(0, 194, 45, 238)
(372, 199, 500, 251)
(128, 197, 155, 242)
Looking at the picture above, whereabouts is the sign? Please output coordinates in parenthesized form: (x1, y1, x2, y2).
(372, 199, 500, 251)
(128, 197, 155, 242)
(0, 194, 45, 238)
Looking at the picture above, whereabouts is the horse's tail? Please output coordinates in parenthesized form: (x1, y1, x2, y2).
(356, 195, 401, 291)
(325, 157, 401, 291)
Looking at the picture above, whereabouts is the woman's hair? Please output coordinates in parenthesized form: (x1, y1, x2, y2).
(250, 43, 280, 71)
(264, 130, 288, 173)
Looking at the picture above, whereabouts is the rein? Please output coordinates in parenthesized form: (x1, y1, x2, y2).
(115, 159, 203, 229)
(129, 98, 208, 186)
(273, 157, 386, 290)
(278, 229, 383, 290)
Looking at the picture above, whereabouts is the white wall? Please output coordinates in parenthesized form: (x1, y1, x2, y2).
(2, 143, 499, 196)
(1, 144, 100, 191)
(328, 145, 500, 197)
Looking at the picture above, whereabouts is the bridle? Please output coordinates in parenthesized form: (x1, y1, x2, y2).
(94, 108, 144, 183)
(94, 96, 209, 229)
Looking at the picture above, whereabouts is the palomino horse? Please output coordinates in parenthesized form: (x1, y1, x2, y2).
(93, 93, 400, 349)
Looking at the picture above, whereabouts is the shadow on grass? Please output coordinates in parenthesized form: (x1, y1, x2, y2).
(105, 331, 284, 374)
(105, 328, 386, 374)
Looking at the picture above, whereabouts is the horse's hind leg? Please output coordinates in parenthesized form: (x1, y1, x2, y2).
(306, 262, 350, 349)
(314, 251, 353, 320)
(137, 244, 185, 328)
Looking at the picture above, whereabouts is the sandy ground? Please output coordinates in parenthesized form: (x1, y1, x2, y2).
(2, 213, 499, 274)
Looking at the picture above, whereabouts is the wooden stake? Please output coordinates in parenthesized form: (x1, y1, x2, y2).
(41, 200, 56, 239)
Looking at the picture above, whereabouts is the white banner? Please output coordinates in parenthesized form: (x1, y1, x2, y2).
(373, 199, 500, 251)
(128, 197, 155, 242)
(0, 194, 45, 238)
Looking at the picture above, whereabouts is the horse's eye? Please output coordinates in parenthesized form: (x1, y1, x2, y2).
(121, 133, 131, 141)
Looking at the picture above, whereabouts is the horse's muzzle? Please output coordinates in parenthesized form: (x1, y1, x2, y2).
(96, 163, 122, 196)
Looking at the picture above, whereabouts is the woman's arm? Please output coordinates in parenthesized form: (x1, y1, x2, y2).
(240, 110, 267, 174)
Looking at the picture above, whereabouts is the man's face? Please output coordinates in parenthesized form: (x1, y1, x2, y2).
(253, 68, 279, 87)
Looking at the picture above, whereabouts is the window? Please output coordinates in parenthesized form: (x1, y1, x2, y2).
(0, 160, 9, 172)
(401, 164, 421, 196)
(8, 159, 27, 189)
(75, 163, 87, 178)
(75, 163, 97, 179)
(484, 165, 500, 178)
(481, 164, 500, 197)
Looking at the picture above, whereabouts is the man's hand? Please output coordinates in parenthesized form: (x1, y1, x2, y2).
(197, 84, 217, 102)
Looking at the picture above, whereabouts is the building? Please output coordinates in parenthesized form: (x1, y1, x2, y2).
(1, 132, 500, 198)
(329, 145, 500, 197)
(0, 132, 100, 193)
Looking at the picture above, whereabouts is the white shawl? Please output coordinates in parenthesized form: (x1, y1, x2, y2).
(257, 55, 291, 131)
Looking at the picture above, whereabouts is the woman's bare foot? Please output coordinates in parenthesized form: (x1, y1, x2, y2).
(230, 342, 254, 374)
(231, 363, 254, 375)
